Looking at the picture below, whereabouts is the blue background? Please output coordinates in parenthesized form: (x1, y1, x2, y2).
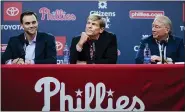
(1, 1, 184, 64)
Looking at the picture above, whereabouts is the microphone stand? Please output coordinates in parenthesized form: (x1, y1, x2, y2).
(160, 40, 166, 64)
(161, 44, 165, 64)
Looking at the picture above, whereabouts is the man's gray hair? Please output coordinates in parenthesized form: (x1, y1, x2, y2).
(155, 15, 173, 34)
(87, 14, 106, 28)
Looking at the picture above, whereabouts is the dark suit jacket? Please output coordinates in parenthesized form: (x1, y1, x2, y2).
(135, 35, 185, 64)
(1, 32, 57, 64)
(70, 31, 118, 64)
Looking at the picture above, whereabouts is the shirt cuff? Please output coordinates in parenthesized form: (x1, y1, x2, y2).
(30, 60, 35, 64)
(166, 57, 173, 62)
(25, 59, 35, 64)
(5, 59, 12, 64)
(76, 44, 83, 52)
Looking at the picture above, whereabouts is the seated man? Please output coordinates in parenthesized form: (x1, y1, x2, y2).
(135, 15, 185, 64)
(1, 11, 57, 64)
(70, 14, 117, 64)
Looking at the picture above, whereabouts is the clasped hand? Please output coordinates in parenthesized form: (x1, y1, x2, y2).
(12, 58, 32, 65)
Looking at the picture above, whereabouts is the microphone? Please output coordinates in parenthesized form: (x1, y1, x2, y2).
(160, 40, 167, 46)
(160, 40, 167, 64)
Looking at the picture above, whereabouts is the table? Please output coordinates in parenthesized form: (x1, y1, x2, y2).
(1, 64, 184, 111)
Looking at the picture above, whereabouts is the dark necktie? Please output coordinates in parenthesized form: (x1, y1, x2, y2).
(88, 40, 95, 61)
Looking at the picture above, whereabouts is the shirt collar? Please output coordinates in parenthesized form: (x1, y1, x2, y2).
(24, 32, 37, 43)
(155, 35, 169, 44)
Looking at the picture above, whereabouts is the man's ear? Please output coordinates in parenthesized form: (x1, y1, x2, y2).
(100, 27, 105, 33)
(165, 26, 170, 34)
(20, 24, 24, 30)
(20, 23, 23, 27)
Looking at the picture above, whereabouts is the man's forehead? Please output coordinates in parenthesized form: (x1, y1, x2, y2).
(87, 19, 100, 25)
(153, 19, 164, 25)
(23, 15, 36, 20)
(88, 19, 98, 22)
(23, 15, 37, 23)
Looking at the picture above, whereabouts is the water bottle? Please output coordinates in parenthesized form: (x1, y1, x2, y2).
(143, 43, 151, 64)
(63, 43, 70, 64)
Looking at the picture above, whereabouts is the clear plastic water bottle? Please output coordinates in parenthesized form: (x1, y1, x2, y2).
(63, 43, 70, 64)
(143, 43, 151, 64)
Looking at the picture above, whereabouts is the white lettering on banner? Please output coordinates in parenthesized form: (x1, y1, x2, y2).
(90, 11, 116, 17)
(89, 1, 116, 29)
(134, 35, 150, 52)
(1, 25, 23, 30)
(129, 10, 164, 19)
(180, 26, 185, 31)
(142, 35, 150, 38)
(39, 7, 76, 21)
(35, 77, 145, 111)
(134, 45, 140, 52)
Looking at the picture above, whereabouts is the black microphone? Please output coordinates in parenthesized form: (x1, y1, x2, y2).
(160, 40, 167, 64)
(160, 40, 167, 46)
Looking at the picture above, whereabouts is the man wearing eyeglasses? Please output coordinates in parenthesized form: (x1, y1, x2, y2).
(135, 15, 184, 64)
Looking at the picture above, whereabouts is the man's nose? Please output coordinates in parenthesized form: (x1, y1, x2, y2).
(88, 24, 92, 28)
(29, 23, 33, 27)
(152, 27, 156, 31)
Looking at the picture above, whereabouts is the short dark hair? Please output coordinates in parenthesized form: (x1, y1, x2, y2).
(20, 11, 38, 24)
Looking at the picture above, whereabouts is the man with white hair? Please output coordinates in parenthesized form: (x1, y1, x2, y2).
(135, 15, 184, 64)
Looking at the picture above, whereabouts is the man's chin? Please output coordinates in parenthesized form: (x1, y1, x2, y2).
(86, 33, 93, 36)
(153, 35, 158, 39)
(27, 31, 36, 35)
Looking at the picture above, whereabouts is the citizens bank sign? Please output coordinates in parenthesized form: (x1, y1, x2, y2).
(35, 77, 145, 111)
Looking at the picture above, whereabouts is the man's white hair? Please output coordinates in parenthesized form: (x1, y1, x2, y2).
(154, 15, 173, 34)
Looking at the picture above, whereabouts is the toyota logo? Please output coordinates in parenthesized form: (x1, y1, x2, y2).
(6, 7, 19, 16)
(56, 41, 63, 51)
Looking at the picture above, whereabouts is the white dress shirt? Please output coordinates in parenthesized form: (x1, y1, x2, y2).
(6, 33, 37, 64)
(156, 37, 173, 63)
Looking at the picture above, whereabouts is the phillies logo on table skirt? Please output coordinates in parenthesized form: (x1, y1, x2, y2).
(35, 77, 145, 111)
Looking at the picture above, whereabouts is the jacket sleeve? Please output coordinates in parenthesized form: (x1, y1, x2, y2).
(70, 38, 79, 64)
(175, 38, 185, 62)
(35, 35, 57, 64)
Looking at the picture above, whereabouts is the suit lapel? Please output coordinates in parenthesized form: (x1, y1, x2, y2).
(18, 33, 26, 58)
(95, 32, 107, 58)
(150, 38, 160, 56)
(35, 32, 45, 59)
(166, 35, 174, 57)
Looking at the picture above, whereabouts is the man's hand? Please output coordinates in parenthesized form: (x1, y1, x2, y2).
(17, 60, 25, 65)
(76, 60, 87, 64)
(12, 58, 24, 64)
(156, 57, 173, 64)
(25, 60, 32, 65)
(151, 55, 161, 63)
(78, 32, 89, 48)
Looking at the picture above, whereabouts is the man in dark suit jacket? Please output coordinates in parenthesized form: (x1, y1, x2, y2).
(70, 14, 117, 64)
(135, 15, 184, 64)
(1, 11, 57, 64)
